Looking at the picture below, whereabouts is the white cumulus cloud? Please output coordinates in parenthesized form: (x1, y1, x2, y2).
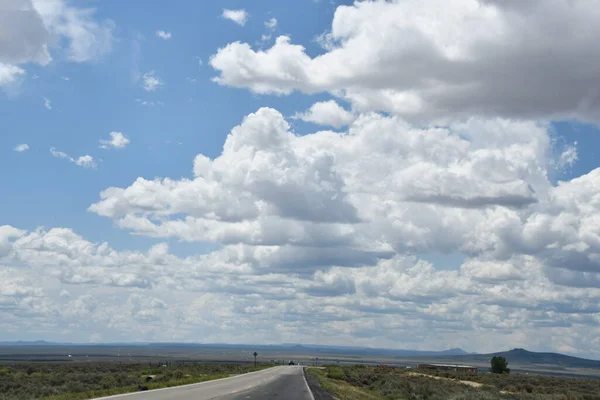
(0, 63, 26, 88)
(1, 0, 113, 64)
(222, 9, 248, 26)
(0, 0, 113, 90)
(87, 108, 559, 263)
(99, 132, 130, 150)
(81, 107, 600, 354)
(293, 100, 354, 128)
(211, 0, 600, 123)
(142, 71, 163, 92)
(43, 97, 51, 110)
(74, 155, 96, 168)
(14, 144, 29, 152)
(32, 0, 114, 62)
(156, 30, 171, 40)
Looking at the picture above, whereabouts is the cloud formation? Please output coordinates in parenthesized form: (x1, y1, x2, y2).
(89, 107, 600, 285)
(142, 71, 163, 92)
(0, 0, 114, 89)
(211, 0, 600, 123)
(222, 9, 248, 26)
(14, 144, 29, 152)
(50, 147, 97, 168)
(260, 18, 279, 44)
(293, 100, 354, 128)
(265, 18, 277, 30)
(2, 221, 600, 354)
(3, 0, 600, 357)
(99, 132, 130, 149)
(135, 99, 164, 107)
(558, 143, 578, 170)
(0, 63, 25, 87)
(156, 30, 172, 40)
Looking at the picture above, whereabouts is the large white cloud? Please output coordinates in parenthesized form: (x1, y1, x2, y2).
(90, 108, 549, 247)
(0, 0, 113, 88)
(210, 0, 600, 123)
(0, 0, 52, 65)
(87, 107, 600, 289)
(2, 224, 600, 355)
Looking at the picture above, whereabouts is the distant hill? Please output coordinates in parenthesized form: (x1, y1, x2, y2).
(482, 348, 600, 369)
(0, 340, 55, 346)
(441, 348, 472, 356)
(147, 343, 473, 357)
(0, 341, 471, 358)
(409, 348, 600, 370)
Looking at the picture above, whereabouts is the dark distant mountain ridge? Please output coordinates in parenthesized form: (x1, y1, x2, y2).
(480, 348, 600, 369)
(415, 348, 600, 370)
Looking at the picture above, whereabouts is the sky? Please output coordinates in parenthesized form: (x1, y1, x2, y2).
(2, 0, 600, 358)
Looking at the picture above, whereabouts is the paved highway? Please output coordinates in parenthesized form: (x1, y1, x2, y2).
(93, 366, 315, 400)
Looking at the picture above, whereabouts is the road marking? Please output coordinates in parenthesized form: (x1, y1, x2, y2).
(302, 367, 316, 400)
(90, 366, 281, 399)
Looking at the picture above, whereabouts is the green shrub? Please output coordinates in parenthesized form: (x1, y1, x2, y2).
(490, 356, 510, 374)
(173, 370, 184, 379)
(326, 367, 345, 380)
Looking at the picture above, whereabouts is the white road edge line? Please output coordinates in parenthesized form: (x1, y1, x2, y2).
(90, 366, 280, 400)
(302, 367, 316, 400)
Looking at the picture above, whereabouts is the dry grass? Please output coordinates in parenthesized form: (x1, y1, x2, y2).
(0, 362, 272, 400)
(307, 368, 383, 400)
(308, 365, 600, 400)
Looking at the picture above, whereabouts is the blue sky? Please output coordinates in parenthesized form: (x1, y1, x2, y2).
(2, 0, 600, 357)
(2, 0, 346, 251)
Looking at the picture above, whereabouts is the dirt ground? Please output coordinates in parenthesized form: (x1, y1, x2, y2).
(407, 371, 484, 388)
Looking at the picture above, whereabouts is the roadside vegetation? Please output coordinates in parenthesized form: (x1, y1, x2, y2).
(307, 365, 600, 400)
(0, 362, 272, 400)
(490, 357, 510, 374)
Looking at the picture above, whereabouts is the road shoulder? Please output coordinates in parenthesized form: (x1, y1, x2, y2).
(303, 368, 335, 400)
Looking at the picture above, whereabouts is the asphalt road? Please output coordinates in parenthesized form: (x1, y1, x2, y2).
(93, 366, 315, 400)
